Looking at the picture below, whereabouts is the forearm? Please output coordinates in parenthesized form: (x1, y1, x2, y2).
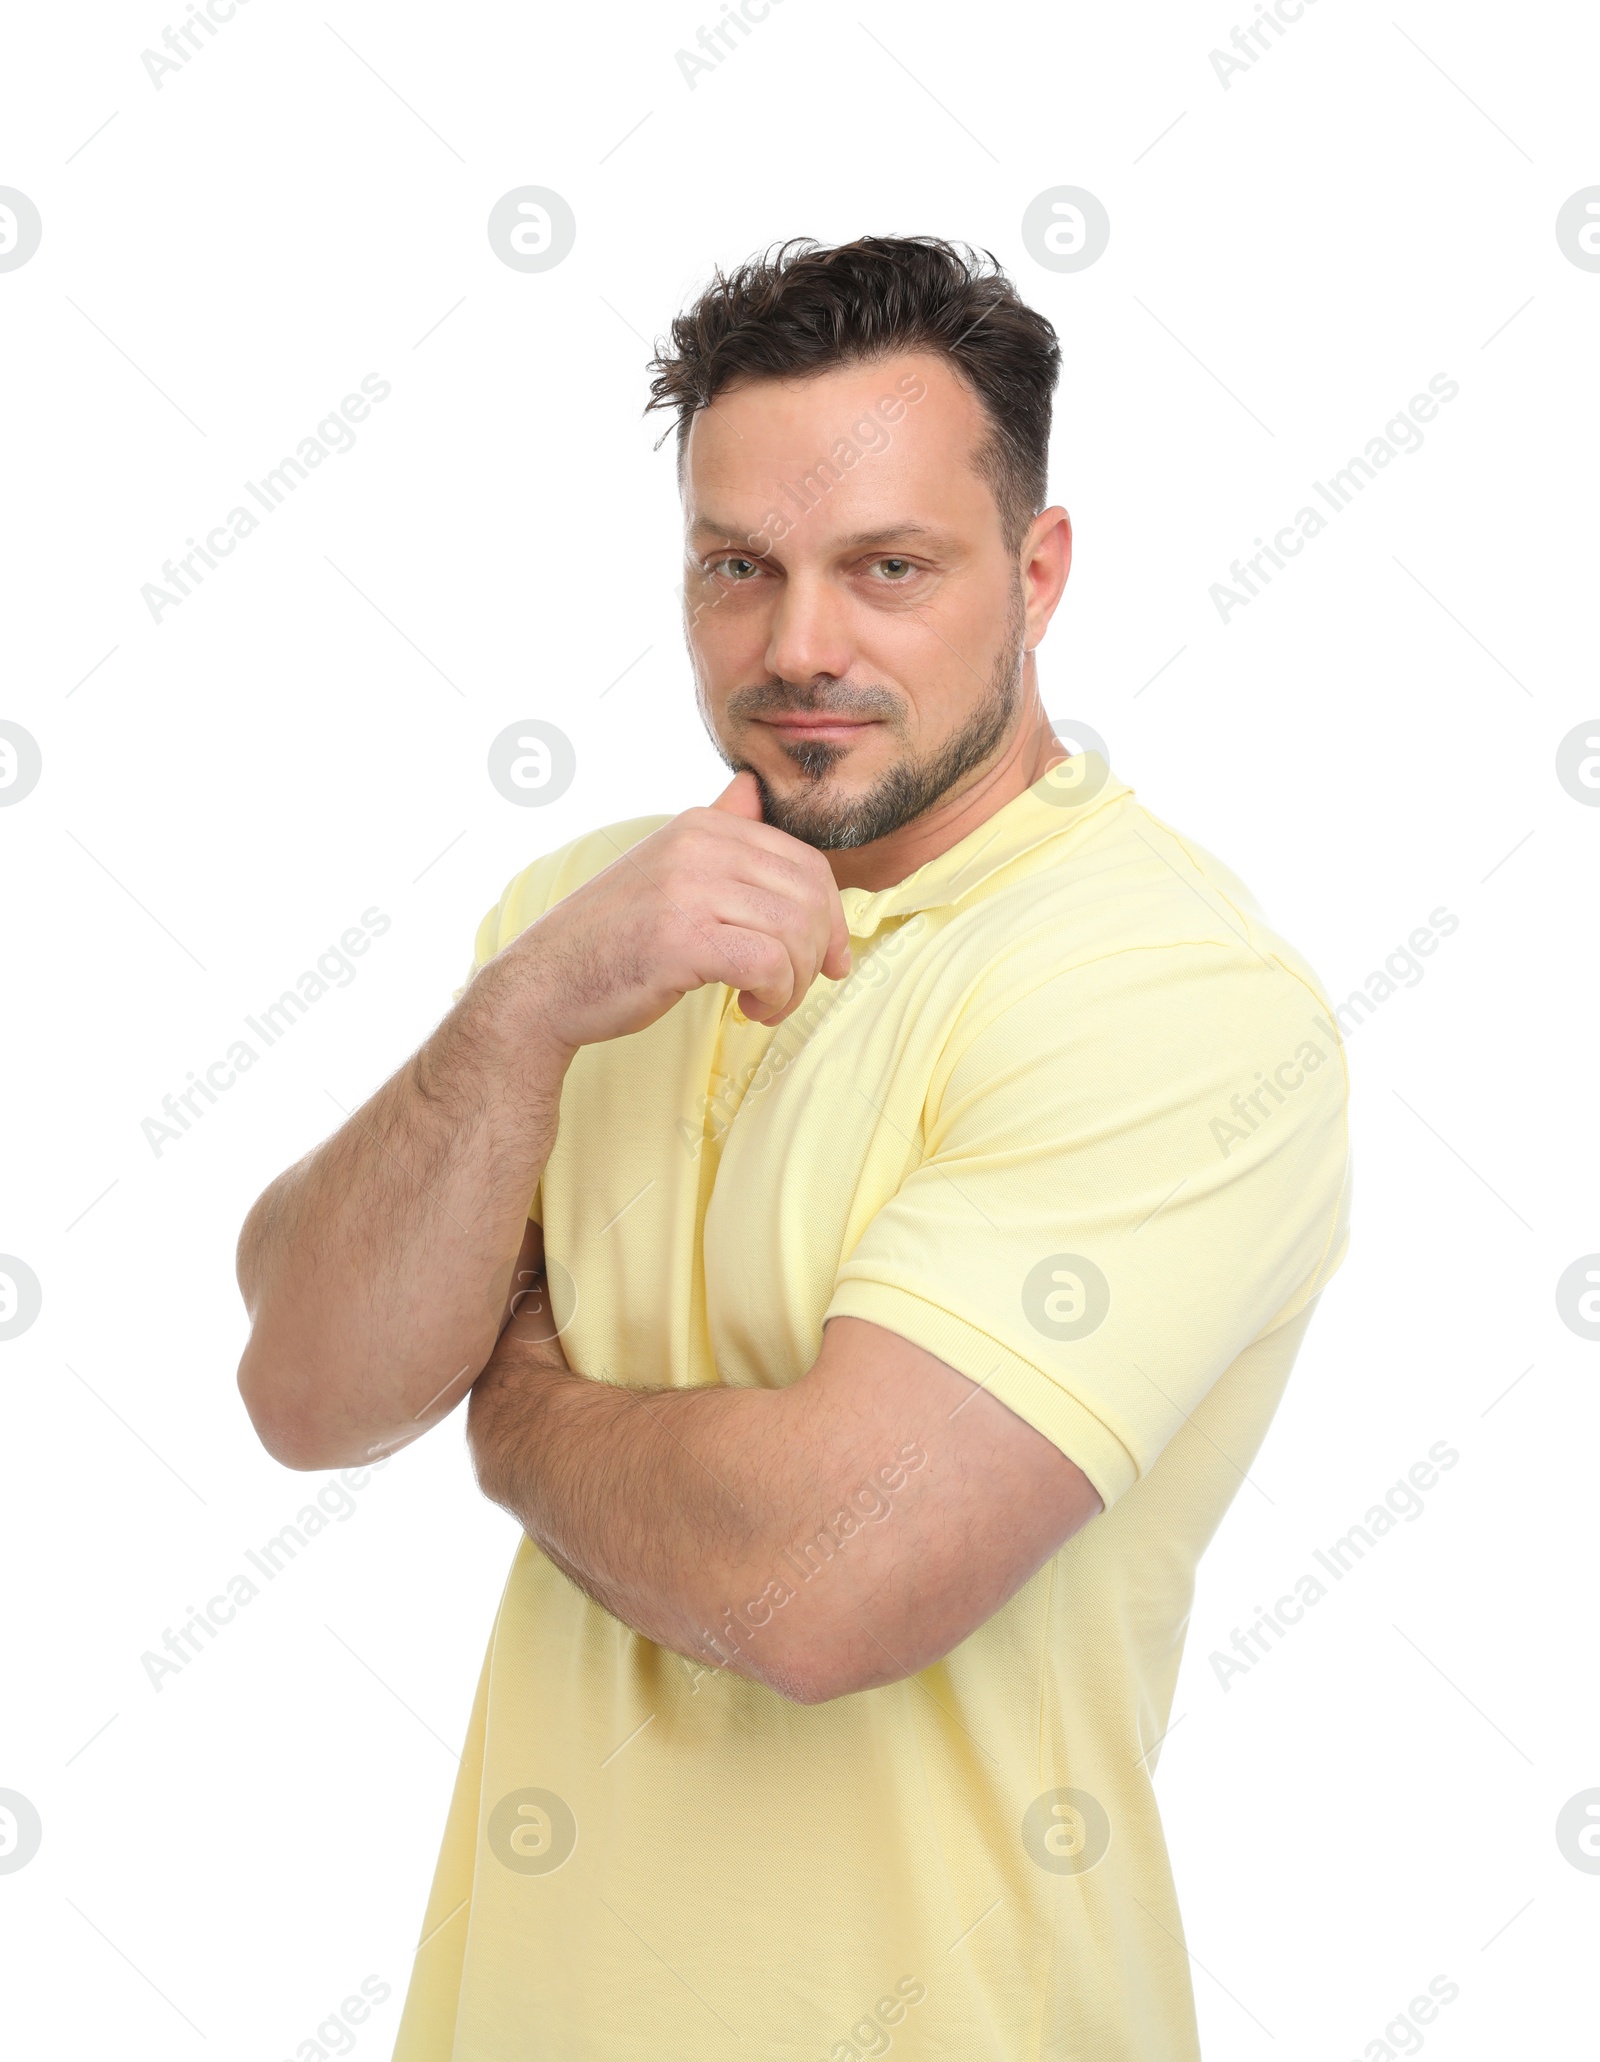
(236, 948, 572, 1469)
(467, 1340, 824, 1698)
(465, 1316, 1089, 1708)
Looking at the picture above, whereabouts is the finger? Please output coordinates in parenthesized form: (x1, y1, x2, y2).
(673, 825, 841, 1006)
(713, 886, 824, 1022)
(821, 897, 852, 982)
(718, 852, 845, 985)
(679, 794, 851, 1012)
(709, 923, 797, 1024)
(695, 803, 852, 984)
(707, 769, 765, 820)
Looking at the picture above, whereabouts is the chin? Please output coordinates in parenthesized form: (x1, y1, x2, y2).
(757, 783, 892, 853)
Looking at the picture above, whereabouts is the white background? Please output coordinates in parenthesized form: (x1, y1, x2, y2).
(2, 1, 1597, 2055)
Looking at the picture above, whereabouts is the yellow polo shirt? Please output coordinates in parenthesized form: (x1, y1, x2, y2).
(393, 753, 1351, 2061)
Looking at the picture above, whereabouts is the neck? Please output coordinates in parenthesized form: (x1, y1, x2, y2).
(825, 657, 1068, 893)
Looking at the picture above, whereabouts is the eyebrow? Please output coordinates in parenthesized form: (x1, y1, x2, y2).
(688, 517, 948, 552)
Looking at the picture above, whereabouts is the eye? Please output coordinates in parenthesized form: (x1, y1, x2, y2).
(710, 555, 763, 581)
(868, 556, 917, 582)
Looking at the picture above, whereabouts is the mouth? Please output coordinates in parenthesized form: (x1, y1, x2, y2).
(759, 714, 880, 746)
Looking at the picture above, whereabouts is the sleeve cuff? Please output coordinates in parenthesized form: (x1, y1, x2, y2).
(823, 1279, 1140, 1509)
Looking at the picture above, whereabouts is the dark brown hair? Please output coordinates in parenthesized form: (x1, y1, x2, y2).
(645, 235, 1061, 555)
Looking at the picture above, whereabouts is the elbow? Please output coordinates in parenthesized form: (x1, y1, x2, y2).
(769, 1654, 894, 1708)
(795, 1652, 908, 1707)
(747, 1620, 911, 1708)
(236, 1341, 354, 1473)
(232, 1196, 334, 1470)
(775, 1669, 855, 1709)
(707, 1559, 928, 1706)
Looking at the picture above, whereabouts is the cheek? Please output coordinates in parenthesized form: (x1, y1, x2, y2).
(688, 584, 769, 659)
(685, 619, 748, 713)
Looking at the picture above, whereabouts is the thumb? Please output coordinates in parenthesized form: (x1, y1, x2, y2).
(709, 768, 765, 820)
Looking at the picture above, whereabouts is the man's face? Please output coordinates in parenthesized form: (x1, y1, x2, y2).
(680, 350, 1055, 851)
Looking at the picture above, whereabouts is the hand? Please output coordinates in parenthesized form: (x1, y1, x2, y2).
(501, 770, 852, 1045)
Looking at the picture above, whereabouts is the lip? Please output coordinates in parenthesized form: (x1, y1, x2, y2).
(760, 715, 879, 743)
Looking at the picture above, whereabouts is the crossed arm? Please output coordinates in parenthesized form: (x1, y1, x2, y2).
(467, 1219, 1104, 1705)
(236, 793, 1103, 1703)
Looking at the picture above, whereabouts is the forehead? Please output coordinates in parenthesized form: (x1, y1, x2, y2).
(681, 349, 993, 539)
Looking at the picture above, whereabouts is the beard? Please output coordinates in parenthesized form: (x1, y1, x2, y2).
(714, 584, 1027, 852)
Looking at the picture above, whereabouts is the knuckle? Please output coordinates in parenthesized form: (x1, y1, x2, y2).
(760, 891, 799, 937)
(736, 934, 789, 986)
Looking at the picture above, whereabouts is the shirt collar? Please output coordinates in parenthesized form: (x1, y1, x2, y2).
(836, 753, 1129, 939)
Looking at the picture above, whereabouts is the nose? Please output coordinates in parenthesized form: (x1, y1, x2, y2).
(762, 567, 857, 693)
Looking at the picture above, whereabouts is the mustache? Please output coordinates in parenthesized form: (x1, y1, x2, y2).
(726, 681, 903, 722)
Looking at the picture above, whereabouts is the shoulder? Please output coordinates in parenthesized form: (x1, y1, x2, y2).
(944, 787, 1342, 1063)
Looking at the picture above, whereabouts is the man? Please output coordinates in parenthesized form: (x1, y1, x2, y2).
(235, 235, 1350, 2060)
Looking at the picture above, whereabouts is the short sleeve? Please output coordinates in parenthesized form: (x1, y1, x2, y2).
(450, 851, 571, 1006)
(823, 942, 1351, 1509)
(451, 902, 502, 1006)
